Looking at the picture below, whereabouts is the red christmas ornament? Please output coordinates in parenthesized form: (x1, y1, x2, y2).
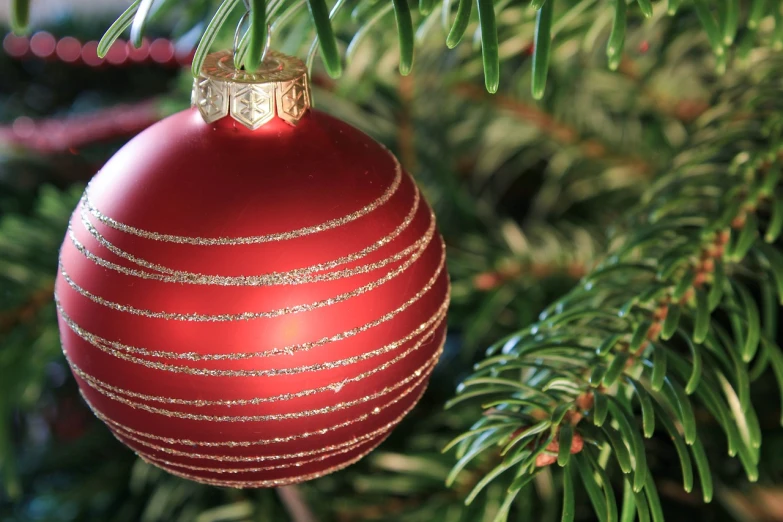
(55, 51, 449, 488)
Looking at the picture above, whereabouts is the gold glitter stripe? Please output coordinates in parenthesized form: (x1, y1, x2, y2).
(64, 315, 445, 405)
(94, 382, 428, 450)
(77, 345, 439, 422)
(109, 413, 389, 461)
(142, 436, 388, 488)
(55, 253, 447, 366)
(128, 434, 383, 473)
(109, 394, 400, 462)
(74, 347, 440, 422)
(80, 367, 431, 447)
(58, 286, 448, 377)
(72, 210, 426, 285)
(56, 287, 446, 366)
(83, 153, 402, 246)
(58, 236, 443, 322)
(74, 188, 424, 286)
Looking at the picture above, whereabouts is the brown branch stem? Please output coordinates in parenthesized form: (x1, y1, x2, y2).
(398, 73, 416, 172)
(617, 56, 710, 123)
(0, 282, 54, 334)
(277, 485, 319, 522)
(473, 259, 589, 291)
(453, 83, 651, 177)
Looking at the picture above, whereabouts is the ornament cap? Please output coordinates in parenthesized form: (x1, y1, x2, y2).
(192, 50, 311, 130)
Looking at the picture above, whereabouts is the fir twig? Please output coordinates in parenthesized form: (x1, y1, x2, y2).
(617, 58, 710, 123)
(473, 260, 588, 291)
(454, 84, 651, 176)
(446, 59, 783, 521)
(92, 0, 783, 95)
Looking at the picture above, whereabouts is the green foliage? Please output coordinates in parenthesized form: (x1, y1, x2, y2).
(131, 0, 159, 47)
(98, 1, 141, 58)
(9, 0, 30, 36)
(246, 0, 270, 71)
(15, 0, 776, 95)
(531, 0, 553, 98)
(445, 56, 783, 520)
(0, 185, 82, 499)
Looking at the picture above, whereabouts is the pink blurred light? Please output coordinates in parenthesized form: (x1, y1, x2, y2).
(175, 48, 196, 66)
(56, 36, 82, 63)
(149, 38, 174, 64)
(12, 116, 36, 139)
(3, 32, 192, 67)
(81, 41, 103, 67)
(3, 34, 29, 58)
(127, 38, 150, 62)
(30, 31, 56, 58)
(105, 40, 129, 65)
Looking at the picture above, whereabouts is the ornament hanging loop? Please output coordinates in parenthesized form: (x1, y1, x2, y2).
(234, 0, 272, 69)
(232, 10, 249, 65)
(260, 24, 272, 63)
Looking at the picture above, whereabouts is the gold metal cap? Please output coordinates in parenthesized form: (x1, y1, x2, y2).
(191, 50, 311, 130)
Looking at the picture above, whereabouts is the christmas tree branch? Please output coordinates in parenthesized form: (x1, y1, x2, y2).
(44, 0, 779, 98)
(0, 185, 83, 497)
(0, 282, 54, 333)
(472, 259, 588, 291)
(398, 73, 417, 171)
(454, 83, 651, 176)
(616, 57, 711, 124)
(445, 60, 783, 521)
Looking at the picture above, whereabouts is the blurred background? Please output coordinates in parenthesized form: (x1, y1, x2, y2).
(1, 1, 782, 521)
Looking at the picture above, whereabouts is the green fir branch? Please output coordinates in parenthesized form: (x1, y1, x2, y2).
(89, 0, 783, 95)
(0, 185, 82, 499)
(10, 0, 31, 35)
(445, 59, 783, 521)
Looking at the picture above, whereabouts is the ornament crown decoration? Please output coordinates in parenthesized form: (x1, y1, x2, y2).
(192, 50, 311, 130)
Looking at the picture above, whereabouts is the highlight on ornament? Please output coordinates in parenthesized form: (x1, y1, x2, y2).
(55, 49, 450, 488)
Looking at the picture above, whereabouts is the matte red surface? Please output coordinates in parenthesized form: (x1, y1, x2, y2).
(56, 108, 449, 487)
